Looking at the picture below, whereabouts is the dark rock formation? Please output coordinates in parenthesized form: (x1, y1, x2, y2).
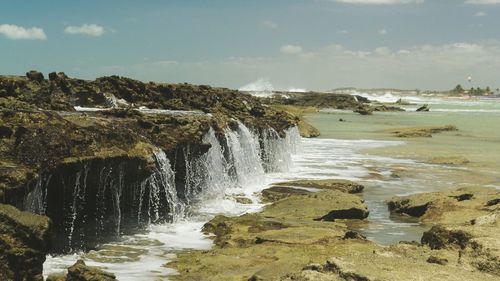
(0, 71, 298, 256)
(416, 104, 430, 112)
(421, 225, 471, 250)
(316, 207, 369, 221)
(260, 91, 368, 110)
(0, 204, 52, 281)
(354, 105, 373, 115)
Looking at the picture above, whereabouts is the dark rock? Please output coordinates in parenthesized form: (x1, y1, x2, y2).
(373, 105, 405, 112)
(354, 105, 373, 115)
(387, 198, 429, 217)
(342, 230, 367, 240)
(26, 70, 44, 82)
(0, 204, 52, 281)
(67, 259, 116, 281)
(427, 256, 448, 265)
(486, 198, 500, 206)
(261, 186, 310, 202)
(449, 193, 474, 201)
(260, 91, 367, 110)
(316, 207, 369, 221)
(0, 126, 13, 138)
(421, 225, 471, 250)
(48, 72, 58, 81)
(416, 104, 430, 112)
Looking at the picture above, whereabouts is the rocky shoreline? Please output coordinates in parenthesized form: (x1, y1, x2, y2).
(1, 71, 498, 280)
(0, 71, 306, 279)
(170, 181, 499, 281)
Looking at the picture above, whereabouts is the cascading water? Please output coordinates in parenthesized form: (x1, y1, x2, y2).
(42, 123, 302, 279)
(261, 126, 302, 173)
(138, 149, 185, 224)
(225, 122, 266, 188)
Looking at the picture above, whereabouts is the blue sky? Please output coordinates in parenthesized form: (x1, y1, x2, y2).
(2, 0, 500, 90)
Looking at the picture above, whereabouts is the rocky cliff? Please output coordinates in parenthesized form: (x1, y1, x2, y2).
(0, 70, 299, 275)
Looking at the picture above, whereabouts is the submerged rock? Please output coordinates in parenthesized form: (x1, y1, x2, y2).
(261, 186, 311, 203)
(274, 179, 364, 194)
(390, 125, 458, 137)
(416, 104, 430, 112)
(0, 204, 51, 281)
(428, 156, 470, 165)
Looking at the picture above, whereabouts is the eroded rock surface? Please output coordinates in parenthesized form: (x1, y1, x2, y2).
(0, 204, 52, 281)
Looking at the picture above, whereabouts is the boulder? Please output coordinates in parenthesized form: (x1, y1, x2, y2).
(416, 104, 430, 112)
(421, 225, 472, 250)
(66, 259, 116, 281)
(262, 189, 369, 221)
(25, 70, 44, 82)
(0, 204, 52, 281)
(354, 105, 373, 115)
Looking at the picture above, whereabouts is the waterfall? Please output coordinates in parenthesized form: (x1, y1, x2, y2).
(261, 126, 302, 173)
(24, 174, 51, 215)
(225, 122, 266, 188)
(24, 122, 301, 253)
(139, 150, 184, 224)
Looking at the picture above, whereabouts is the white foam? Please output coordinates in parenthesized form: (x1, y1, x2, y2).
(239, 78, 275, 97)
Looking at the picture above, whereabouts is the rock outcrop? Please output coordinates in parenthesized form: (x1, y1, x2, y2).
(389, 187, 500, 277)
(170, 183, 371, 280)
(0, 204, 52, 281)
(261, 91, 368, 110)
(0, 70, 299, 276)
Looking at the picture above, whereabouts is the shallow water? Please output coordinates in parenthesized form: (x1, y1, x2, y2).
(44, 97, 500, 280)
(309, 97, 500, 243)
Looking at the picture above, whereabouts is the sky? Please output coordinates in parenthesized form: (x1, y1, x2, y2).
(1, 0, 500, 91)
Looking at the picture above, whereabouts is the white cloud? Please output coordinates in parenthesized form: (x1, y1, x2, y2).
(466, 0, 500, 4)
(0, 24, 46, 40)
(338, 29, 349, 34)
(474, 11, 487, 16)
(64, 24, 105, 37)
(263, 20, 278, 29)
(280, 45, 303, 54)
(98, 41, 500, 91)
(335, 0, 423, 4)
(378, 28, 388, 35)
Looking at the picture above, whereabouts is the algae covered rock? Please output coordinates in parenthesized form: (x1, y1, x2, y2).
(66, 259, 116, 281)
(390, 125, 458, 138)
(275, 179, 364, 194)
(261, 186, 311, 203)
(0, 204, 52, 281)
(387, 186, 498, 223)
(262, 189, 369, 221)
